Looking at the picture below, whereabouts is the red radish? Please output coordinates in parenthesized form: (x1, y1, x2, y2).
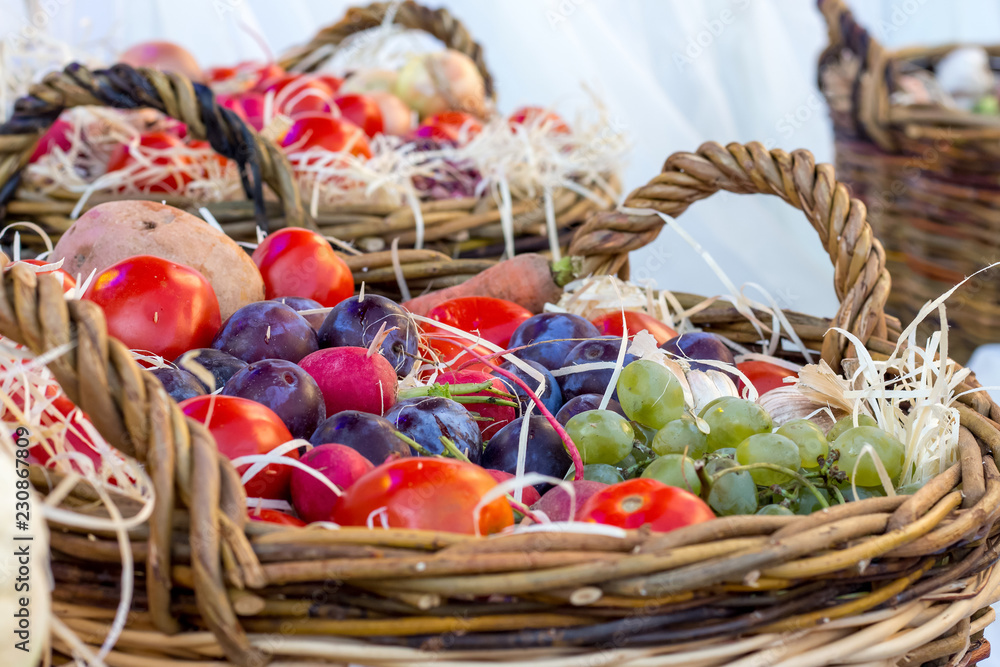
(415, 111, 483, 144)
(281, 116, 372, 158)
(484, 469, 542, 506)
(368, 91, 413, 136)
(248, 508, 305, 527)
(30, 118, 74, 162)
(334, 93, 383, 137)
(218, 92, 266, 131)
(530, 480, 608, 522)
(403, 254, 567, 316)
(120, 40, 204, 82)
(299, 347, 398, 416)
(105, 131, 194, 193)
(290, 443, 374, 523)
(436, 370, 515, 440)
(260, 74, 336, 118)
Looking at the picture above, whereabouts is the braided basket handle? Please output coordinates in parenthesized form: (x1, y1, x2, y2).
(569, 141, 891, 372)
(816, 0, 896, 149)
(278, 0, 495, 99)
(0, 62, 310, 232)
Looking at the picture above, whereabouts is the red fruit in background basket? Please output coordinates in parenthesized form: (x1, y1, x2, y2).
(119, 40, 204, 82)
(591, 311, 678, 346)
(83, 255, 221, 360)
(315, 75, 344, 95)
(251, 228, 354, 307)
(334, 93, 384, 137)
(281, 116, 373, 158)
(333, 457, 513, 534)
(248, 508, 305, 527)
(736, 360, 798, 397)
(105, 131, 194, 193)
(415, 111, 483, 144)
(260, 74, 337, 118)
(578, 478, 715, 532)
(298, 347, 398, 416)
(179, 395, 297, 500)
(209, 61, 285, 93)
(29, 118, 74, 162)
(508, 106, 571, 134)
(8, 259, 77, 292)
(436, 370, 516, 440)
(427, 296, 532, 348)
(218, 92, 267, 131)
(290, 443, 374, 523)
(484, 469, 542, 506)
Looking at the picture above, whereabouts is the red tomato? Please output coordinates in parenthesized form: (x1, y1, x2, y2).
(415, 111, 483, 144)
(210, 61, 285, 92)
(419, 326, 496, 376)
(335, 93, 383, 137)
(508, 106, 571, 134)
(251, 228, 354, 307)
(188, 139, 230, 174)
(179, 395, 297, 499)
(427, 297, 531, 348)
(736, 360, 798, 397)
(248, 508, 305, 527)
(30, 118, 74, 162)
(484, 469, 542, 506)
(591, 311, 678, 346)
(260, 74, 336, 118)
(578, 478, 715, 532)
(315, 75, 344, 95)
(218, 92, 267, 131)
(105, 131, 193, 193)
(333, 458, 513, 534)
(83, 255, 221, 360)
(9, 259, 77, 292)
(280, 116, 373, 159)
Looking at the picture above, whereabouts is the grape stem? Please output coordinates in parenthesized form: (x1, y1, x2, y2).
(713, 463, 830, 509)
(449, 342, 585, 482)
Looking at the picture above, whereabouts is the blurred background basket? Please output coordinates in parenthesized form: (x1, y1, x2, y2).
(817, 0, 1000, 364)
(12, 141, 1000, 667)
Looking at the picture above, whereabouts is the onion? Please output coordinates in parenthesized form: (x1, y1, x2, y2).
(119, 41, 204, 82)
(394, 49, 486, 119)
(340, 68, 398, 95)
(368, 91, 414, 136)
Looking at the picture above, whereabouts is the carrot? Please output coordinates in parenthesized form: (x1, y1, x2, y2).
(403, 254, 575, 316)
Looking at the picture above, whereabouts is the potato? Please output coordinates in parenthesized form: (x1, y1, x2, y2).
(53, 201, 264, 320)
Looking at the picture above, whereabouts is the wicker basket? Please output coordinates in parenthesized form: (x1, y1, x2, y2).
(10, 141, 1000, 666)
(817, 0, 1000, 363)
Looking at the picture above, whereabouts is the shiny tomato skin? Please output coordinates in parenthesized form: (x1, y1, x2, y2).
(281, 116, 373, 158)
(10, 259, 77, 291)
(83, 255, 221, 360)
(260, 74, 336, 117)
(105, 131, 193, 193)
(414, 111, 483, 144)
(736, 360, 798, 396)
(419, 326, 495, 377)
(578, 478, 715, 532)
(590, 311, 678, 346)
(248, 508, 306, 527)
(508, 106, 571, 134)
(251, 228, 354, 307)
(427, 296, 532, 349)
(179, 395, 297, 499)
(333, 458, 513, 534)
(334, 93, 383, 137)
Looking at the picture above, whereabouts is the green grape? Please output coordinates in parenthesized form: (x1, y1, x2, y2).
(566, 410, 635, 465)
(776, 419, 829, 469)
(641, 454, 701, 494)
(706, 458, 757, 515)
(698, 396, 735, 418)
(711, 447, 738, 460)
(616, 360, 685, 429)
(652, 417, 708, 458)
(736, 433, 800, 486)
(615, 453, 638, 476)
(795, 488, 832, 515)
(703, 398, 773, 452)
(564, 463, 625, 485)
(756, 504, 794, 516)
(832, 426, 904, 487)
(826, 414, 878, 442)
(631, 421, 657, 447)
(896, 481, 923, 495)
(837, 483, 887, 502)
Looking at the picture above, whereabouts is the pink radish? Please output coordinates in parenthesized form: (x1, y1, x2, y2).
(484, 469, 542, 506)
(299, 347, 398, 416)
(531, 480, 608, 522)
(437, 369, 516, 440)
(291, 444, 374, 523)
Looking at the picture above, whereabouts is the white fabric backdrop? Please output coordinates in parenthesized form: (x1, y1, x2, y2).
(4, 0, 1000, 660)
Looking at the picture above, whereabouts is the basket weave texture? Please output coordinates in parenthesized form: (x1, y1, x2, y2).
(817, 0, 1000, 363)
(7, 141, 1000, 666)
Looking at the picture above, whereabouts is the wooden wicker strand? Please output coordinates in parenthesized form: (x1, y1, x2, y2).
(0, 262, 263, 665)
(277, 1, 495, 100)
(569, 141, 891, 372)
(0, 62, 308, 233)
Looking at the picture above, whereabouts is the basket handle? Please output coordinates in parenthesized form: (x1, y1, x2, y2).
(0, 62, 311, 232)
(816, 0, 896, 150)
(569, 141, 891, 372)
(277, 0, 495, 99)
